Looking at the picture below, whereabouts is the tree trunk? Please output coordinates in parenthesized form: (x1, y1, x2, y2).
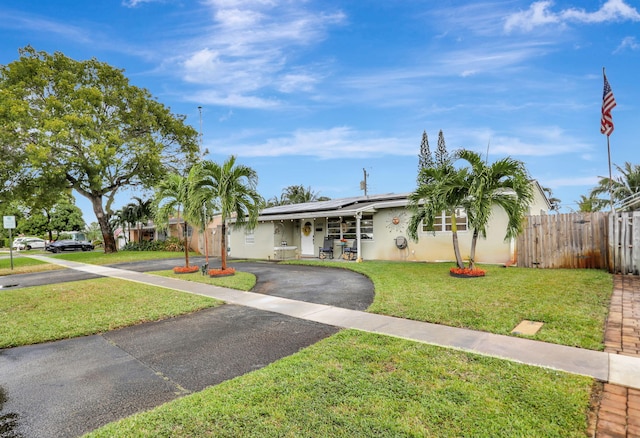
(183, 221, 190, 268)
(468, 229, 479, 270)
(90, 195, 117, 253)
(449, 211, 464, 269)
(220, 221, 227, 270)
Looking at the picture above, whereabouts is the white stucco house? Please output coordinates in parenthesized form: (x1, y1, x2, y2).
(228, 181, 550, 264)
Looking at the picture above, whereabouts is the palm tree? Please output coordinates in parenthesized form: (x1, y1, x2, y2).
(577, 194, 602, 212)
(590, 162, 640, 211)
(154, 172, 197, 268)
(190, 156, 263, 270)
(111, 205, 136, 244)
(280, 185, 329, 205)
(456, 150, 533, 270)
(408, 163, 468, 269)
(131, 197, 153, 243)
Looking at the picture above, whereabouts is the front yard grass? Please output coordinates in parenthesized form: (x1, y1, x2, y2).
(0, 255, 63, 276)
(2, 256, 608, 436)
(51, 250, 199, 265)
(86, 330, 593, 438)
(0, 277, 220, 348)
(150, 269, 257, 291)
(287, 261, 612, 350)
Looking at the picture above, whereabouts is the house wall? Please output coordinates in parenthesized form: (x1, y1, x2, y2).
(228, 184, 549, 264)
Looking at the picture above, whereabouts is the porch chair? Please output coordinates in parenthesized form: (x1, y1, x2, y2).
(343, 239, 358, 260)
(319, 237, 334, 259)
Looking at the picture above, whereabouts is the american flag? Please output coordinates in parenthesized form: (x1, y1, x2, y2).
(600, 71, 616, 136)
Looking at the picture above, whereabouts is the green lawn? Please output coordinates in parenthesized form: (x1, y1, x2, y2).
(0, 277, 220, 348)
(1, 255, 609, 436)
(0, 255, 63, 276)
(51, 250, 199, 265)
(86, 330, 594, 438)
(286, 261, 612, 350)
(150, 269, 257, 291)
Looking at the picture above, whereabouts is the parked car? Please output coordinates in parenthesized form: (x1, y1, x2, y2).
(14, 238, 46, 250)
(11, 237, 39, 249)
(45, 240, 94, 253)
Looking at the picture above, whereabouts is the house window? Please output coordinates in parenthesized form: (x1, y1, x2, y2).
(327, 215, 374, 240)
(422, 210, 467, 232)
(245, 230, 255, 244)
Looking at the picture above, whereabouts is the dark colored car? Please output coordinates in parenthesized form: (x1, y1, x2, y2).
(45, 240, 94, 253)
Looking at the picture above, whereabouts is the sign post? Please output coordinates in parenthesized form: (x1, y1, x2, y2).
(3, 216, 16, 270)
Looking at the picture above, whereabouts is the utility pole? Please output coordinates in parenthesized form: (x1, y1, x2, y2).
(360, 168, 368, 196)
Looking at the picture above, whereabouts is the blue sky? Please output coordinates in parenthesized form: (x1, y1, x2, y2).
(1, 0, 638, 222)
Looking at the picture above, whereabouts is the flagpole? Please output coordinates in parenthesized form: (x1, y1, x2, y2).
(607, 135, 615, 213)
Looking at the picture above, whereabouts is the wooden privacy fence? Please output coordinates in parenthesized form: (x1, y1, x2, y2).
(517, 212, 609, 270)
(517, 211, 639, 275)
(610, 211, 640, 275)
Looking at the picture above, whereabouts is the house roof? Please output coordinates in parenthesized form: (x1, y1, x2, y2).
(256, 193, 410, 221)
(253, 179, 550, 222)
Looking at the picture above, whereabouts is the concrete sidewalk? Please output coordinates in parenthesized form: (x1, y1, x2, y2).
(25, 255, 640, 390)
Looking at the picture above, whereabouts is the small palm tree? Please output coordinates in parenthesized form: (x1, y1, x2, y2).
(131, 197, 153, 243)
(590, 162, 640, 211)
(456, 150, 533, 270)
(408, 163, 468, 269)
(154, 172, 197, 268)
(190, 156, 263, 270)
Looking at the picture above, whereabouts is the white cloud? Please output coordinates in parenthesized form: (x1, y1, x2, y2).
(545, 176, 600, 187)
(505, 0, 640, 33)
(173, 2, 345, 108)
(121, 0, 162, 7)
(455, 126, 592, 158)
(614, 36, 640, 53)
(211, 127, 413, 159)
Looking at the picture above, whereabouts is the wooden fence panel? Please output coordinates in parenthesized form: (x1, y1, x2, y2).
(517, 212, 609, 269)
(609, 211, 640, 275)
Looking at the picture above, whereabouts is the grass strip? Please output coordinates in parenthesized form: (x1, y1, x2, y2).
(0, 277, 220, 348)
(51, 250, 199, 265)
(150, 269, 257, 291)
(0, 255, 63, 276)
(86, 330, 593, 438)
(285, 261, 612, 350)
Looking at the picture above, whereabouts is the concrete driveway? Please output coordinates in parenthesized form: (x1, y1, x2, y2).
(0, 260, 374, 438)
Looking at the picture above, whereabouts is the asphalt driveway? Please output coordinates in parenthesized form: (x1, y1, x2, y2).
(0, 259, 374, 438)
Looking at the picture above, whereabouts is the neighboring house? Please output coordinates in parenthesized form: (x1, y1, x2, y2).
(228, 181, 550, 264)
(126, 216, 223, 257)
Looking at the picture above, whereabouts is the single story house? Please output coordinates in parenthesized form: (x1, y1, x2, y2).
(228, 181, 550, 264)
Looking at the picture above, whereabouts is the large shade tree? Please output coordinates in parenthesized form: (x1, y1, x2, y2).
(0, 47, 199, 253)
(189, 156, 263, 270)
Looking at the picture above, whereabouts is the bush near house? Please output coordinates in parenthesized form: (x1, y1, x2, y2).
(122, 237, 185, 252)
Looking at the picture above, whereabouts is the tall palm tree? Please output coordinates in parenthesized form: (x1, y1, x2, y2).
(408, 163, 468, 269)
(456, 149, 533, 269)
(590, 162, 640, 211)
(154, 172, 197, 268)
(190, 156, 263, 270)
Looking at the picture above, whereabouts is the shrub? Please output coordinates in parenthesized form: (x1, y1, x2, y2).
(121, 237, 184, 252)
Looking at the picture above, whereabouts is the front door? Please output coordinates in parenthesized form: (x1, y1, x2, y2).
(300, 220, 314, 256)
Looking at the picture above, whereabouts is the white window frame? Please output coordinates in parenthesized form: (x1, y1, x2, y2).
(422, 209, 468, 233)
(244, 230, 255, 245)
